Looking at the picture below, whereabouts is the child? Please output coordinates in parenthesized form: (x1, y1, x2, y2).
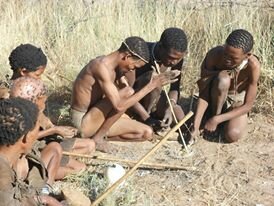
(8, 43, 95, 177)
(10, 76, 96, 179)
(0, 97, 61, 205)
(191, 29, 261, 143)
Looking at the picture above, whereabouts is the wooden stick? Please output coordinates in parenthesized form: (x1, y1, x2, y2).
(154, 61, 190, 153)
(91, 111, 193, 206)
(62, 151, 195, 171)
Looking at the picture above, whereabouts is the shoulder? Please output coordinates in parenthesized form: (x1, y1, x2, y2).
(202, 45, 224, 68)
(77, 57, 107, 81)
(248, 54, 261, 70)
(87, 57, 105, 72)
(246, 54, 261, 81)
(206, 46, 224, 59)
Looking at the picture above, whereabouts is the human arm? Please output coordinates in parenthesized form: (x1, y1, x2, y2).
(37, 195, 63, 206)
(95, 65, 180, 112)
(205, 58, 260, 131)
(161, 63, 183, 127)
(38, 126, 78, 139)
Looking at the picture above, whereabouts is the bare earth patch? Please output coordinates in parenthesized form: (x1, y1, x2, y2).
(54, 113, 274, 206)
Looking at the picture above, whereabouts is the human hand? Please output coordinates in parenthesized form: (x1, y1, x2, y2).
(161, 107, 173, 127)
(151, 70, 180, 87)
(144, 116, 161, 131)
(38, 195, 63, 206)
(204, 116, 219, 132)
(54, 126, 78, 138)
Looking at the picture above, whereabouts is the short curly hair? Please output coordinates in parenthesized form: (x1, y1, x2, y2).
(0, 97, 39, 146)
(118, 36, 150, 63)
(159, 27, 188, 52)
(9, 44, 47, 71)
(225, 29, 254, 53)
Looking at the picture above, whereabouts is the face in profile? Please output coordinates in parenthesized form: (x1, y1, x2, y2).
(22, 65, 46, 79)
(223, 45, 249, 69)
(158, 46, 185, 67)
(120, 54, 146, 73)
(22, 113, 41, 153)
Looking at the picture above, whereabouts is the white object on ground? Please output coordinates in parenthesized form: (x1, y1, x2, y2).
(105, 163, 126, 186)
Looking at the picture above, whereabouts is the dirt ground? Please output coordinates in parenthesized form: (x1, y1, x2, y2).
(95, 114, 274, 206)
(48, 90, 274, 206)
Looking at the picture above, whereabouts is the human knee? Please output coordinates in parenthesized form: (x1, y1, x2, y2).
(143, 126, 153, 140)
(47, 142, 63, 158)
(215, 71, 230, 91)
(71, 159, 86, 171)
(225, 128, 242, 143)
(87, 140, 96, 153)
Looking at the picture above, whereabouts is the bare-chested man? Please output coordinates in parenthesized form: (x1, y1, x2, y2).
(71, 36, 179, 152)
(125, 27, 188, 133)
(191, 29, 261, 143)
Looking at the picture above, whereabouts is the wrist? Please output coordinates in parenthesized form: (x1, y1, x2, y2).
(213, 115, 221, 124)
(169, 98, 177, 106)
(51, 126, 59, 134)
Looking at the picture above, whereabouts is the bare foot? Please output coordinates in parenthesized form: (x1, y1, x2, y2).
(95, 140, 118, 154)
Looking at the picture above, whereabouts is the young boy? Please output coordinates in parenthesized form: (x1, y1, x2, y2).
(8, 44, 95, 178)
(191, 29, 261, 143)
(125, 27, 188, 132)
(10, 76, 95, 179)
(71, 36, 179, 152)
(0, 97, 61, 206)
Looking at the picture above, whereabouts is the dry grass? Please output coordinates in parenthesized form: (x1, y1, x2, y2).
(0, 0, 272, 114)
(0, 1, 273, 205)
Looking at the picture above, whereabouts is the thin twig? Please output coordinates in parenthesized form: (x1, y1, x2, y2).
(62, 151, 196, 171)
(90, 112, 193, 206)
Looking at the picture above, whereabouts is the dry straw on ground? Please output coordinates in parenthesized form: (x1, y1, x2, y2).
(0, 1, 273, 205)
(0, 0, 272, 115)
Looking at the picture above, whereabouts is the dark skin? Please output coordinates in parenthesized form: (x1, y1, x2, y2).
(0, 113, 62, 206)
(125, 41, 186, 128)
(192, 44, 260, 142)
(71, 49, 179, 153)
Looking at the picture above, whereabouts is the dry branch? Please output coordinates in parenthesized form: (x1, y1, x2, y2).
(90, 111, 193, 206)
(62, 151, 195, 171)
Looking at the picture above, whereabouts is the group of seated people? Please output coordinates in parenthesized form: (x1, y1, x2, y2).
(0, 27, 260, 205)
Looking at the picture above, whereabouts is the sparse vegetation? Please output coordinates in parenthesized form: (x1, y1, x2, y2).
(0, 0, 273, 205)
(0, 0, 272, 114)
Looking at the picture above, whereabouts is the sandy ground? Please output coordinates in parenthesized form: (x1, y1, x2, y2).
(47, 90, 274, 206)
(92, 114, 274, 206)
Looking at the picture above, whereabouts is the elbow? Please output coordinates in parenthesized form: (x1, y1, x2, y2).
(113, 104, 126, 113)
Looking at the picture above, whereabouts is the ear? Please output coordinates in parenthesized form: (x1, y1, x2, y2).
(122, 51, 132, 61)
(22, 133, 28, 144)
(19, 68, 28, 77)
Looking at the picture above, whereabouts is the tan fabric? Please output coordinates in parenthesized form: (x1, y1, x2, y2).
(71, 108, 85, 130)
(0, 156, 38, 206)
(59, 138, 76, 166)
(26, 153, 48, 191)
(227, 91, 246, 108)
